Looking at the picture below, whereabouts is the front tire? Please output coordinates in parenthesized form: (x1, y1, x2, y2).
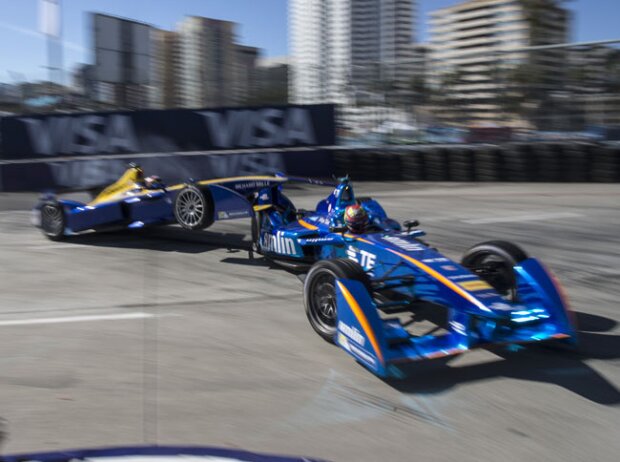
(173, 185, 214, 230)
(40, 201, 66, 241)
(461, 240, 528, 301)
(304, 259, 371, 343)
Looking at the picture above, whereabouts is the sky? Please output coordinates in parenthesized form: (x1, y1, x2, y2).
(0, 0, 619, 83)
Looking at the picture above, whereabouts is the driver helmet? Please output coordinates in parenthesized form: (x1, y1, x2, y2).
(144, 175, 163, 189)
(344, 204, 369, 234)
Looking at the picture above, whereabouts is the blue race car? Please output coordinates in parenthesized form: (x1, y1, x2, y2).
(33, 164, 289, 240)
(250, 176, 577, 378)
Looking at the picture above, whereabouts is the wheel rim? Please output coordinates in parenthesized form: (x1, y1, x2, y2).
(309, 272, 337, 330)
(176, 189, 205, 227)
(467, 252, 516, 299)
(41, 204, 63, 235)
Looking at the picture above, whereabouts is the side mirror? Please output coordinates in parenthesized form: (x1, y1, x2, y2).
(403, 219, 420, 232)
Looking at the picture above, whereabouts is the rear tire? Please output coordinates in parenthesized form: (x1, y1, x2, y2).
(461, 240, 528, 301)
(304, 258, 371, 343)
(174, 185, 214, 230)
(40, 201, 66, 241)
(250, 211, 264, 254)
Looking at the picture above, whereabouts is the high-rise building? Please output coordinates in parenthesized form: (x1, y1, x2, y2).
(254, 57, 289, 105)
(91, 13, 152, 109)
(567, 46, 620, 127)
(234, 45, 260, 106)
(177, 16, 238, 108)
(290, 0, 417, 105)
(429, 0, 570, 127)
(150, 29, 180, 109)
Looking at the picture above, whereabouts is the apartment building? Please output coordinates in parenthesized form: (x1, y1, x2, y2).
(430, 0, 570, 127)
(290, 0, 417, 105)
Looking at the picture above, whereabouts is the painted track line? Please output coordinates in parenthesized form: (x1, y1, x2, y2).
(0, 312, 154, 327)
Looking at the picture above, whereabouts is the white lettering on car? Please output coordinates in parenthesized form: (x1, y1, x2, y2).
(346, 247, 376, 270)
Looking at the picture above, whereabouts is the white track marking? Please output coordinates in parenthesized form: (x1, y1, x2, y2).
(0, 210, 31, 215)
(28, 243, 89, 251)
(0, 312, 154, 327)
(461, 212, 583, 225)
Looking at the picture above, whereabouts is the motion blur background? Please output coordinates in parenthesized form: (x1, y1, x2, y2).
(0, 1, 619, 461)
(1, 0, 619, 143)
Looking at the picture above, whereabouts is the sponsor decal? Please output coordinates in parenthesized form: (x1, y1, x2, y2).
(490, 302, 513, 312)
(261, 231, 297, 255)
(199, 107, 317, 149)
(19, 114, 138, 156)
(259, 192, 270, 201)
(349, 343, 376, 366)
(477, 292, 498, 299)
(309, 215, 330, 226)
(450, 321, 467, 335)
(303, 237, 335, 244)
(441, 265, 458, 271)
(422, 257, 450, 263)
(383, 235, 425, 252)
(338, 321, 366, 346)
(216, 209, 249, 220)
(338, 332, 350, 351)
(346, 246, 376, 270)
(448, 274, 478, 281)
(459, 280, 493, 291)
(233, 180, 271, 191)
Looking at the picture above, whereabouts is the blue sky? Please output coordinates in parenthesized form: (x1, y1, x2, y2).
(0, 0, 618, 83)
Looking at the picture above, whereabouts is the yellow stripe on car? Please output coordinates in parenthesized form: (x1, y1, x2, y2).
(458, 280, 493, 291)
(298, 219, 319, 230)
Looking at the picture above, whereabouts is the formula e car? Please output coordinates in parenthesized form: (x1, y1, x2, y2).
(249, 177, 577, 378)
(33, 164, 289, 240)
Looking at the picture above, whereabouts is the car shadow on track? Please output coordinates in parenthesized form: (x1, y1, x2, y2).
(385, 312, 620, 406)
(62, 226, 250, 254)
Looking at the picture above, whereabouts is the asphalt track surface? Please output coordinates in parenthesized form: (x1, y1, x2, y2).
(0, 182, 619, 461)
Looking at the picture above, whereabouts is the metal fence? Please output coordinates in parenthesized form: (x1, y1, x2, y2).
(2, 40, 620, 145)
(338, 39, 620, 145)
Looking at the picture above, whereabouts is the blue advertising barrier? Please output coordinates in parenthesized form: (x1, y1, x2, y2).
(0, 149, 333, 192)
(0, 105, 335, 160)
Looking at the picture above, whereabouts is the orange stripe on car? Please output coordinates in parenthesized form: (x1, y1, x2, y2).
(336, 280, 384, 365)
(386, 249, 491, 312)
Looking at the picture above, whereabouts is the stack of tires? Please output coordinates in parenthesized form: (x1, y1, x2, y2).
(591, 143, 620, 183)
(327, 142, 619, 183)
(474, 146, 502, 182)
(447, 147, 475, 182)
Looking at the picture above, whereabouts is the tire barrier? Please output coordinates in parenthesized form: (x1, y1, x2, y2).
(423, 147, 449, 181)
(590, 144, 620, 183)
(330, 142, 620, 183)
(3, 142, 618, 192)
(447, 147, 475, 182)
(474, 147, 501, 182)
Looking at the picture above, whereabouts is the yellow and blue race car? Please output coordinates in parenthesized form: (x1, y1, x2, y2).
(33, 164, 288, 240)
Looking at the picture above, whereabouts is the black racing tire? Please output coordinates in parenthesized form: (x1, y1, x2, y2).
(250, 210, 264, 254)
(304, 258, 371, 343)
(40, 201, 66, 241)
(173, 185, 214, 230)
(461, 240, 528, 301)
